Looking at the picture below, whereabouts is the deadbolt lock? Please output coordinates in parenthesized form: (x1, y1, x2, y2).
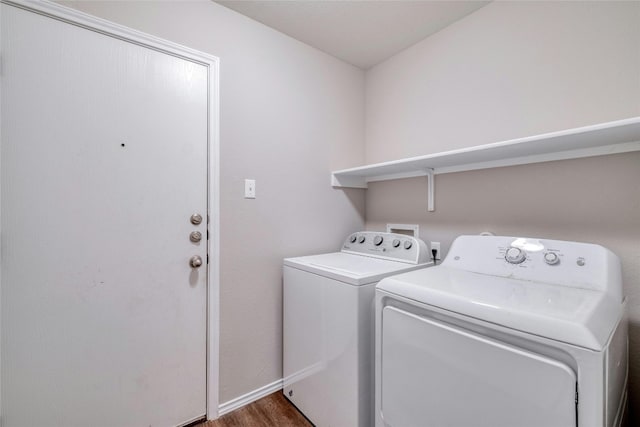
(190, 213, 203, 225)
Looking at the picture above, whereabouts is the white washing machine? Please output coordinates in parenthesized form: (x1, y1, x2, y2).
(284, 231, 431, 427)
(375, 235, 627, 427)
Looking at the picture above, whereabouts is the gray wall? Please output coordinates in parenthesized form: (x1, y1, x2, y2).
(60, 0, 366, 403)
(364, 0, 640, 420)
(366, 1, 640, 163)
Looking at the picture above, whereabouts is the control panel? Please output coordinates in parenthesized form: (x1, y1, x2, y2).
(443, 235, 622, 301)
(342, 232, 429, 264)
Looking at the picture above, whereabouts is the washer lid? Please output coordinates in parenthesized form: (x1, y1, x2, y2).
(284, 252, 429, 286)
(377, 266, 622, 350)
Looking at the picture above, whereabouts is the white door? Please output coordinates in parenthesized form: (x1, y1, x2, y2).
(1, 4, 210, 426)
(381, 306, 577, 427)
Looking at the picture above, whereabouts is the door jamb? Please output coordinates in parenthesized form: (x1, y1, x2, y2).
(0, 0, 221, 420)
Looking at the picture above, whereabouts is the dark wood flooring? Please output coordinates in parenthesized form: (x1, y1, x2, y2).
(196, 392, 313, 427)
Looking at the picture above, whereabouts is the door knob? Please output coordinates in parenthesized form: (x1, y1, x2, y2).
(190, 255, 203, 268)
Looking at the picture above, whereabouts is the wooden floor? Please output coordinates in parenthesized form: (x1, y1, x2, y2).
(196, 392, 313, 427)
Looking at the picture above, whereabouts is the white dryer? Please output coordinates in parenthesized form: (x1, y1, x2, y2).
(375, 235, 627, 427)
(284, 232, 431, 427)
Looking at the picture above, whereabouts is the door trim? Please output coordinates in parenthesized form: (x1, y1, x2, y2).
(0, 0, 221, 420)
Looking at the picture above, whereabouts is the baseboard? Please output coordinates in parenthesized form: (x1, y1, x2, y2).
(217, 378, 284, 417)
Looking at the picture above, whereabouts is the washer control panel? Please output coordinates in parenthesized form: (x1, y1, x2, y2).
(444, 235, 622, 300)
(342, 232, 429, 264)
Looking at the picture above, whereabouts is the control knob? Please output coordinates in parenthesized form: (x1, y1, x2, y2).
(505, 247, 526, 264)
(374, 236, 383, 246)
(403, 240, 413, 250)
(358, 235, 366, 244)
(543, 252, 559, 265)
(392, 239, 401, 248)
(350, 235, 357, 243)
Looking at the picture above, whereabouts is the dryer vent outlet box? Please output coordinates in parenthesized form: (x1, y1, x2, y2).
(386, 224, 418, 237)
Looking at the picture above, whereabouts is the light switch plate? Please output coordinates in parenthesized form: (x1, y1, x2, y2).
(244, 179, 256, 199)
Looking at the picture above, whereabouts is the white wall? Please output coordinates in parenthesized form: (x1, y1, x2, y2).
(363, 0, 640, 421)
(60, 0, 365, 404)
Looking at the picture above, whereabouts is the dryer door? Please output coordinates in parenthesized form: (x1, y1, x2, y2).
(381, 306, 576, 427)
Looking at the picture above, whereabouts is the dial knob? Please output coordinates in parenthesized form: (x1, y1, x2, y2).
(403, 240, 413, 250)
(543, 252, 559, 265)
(374, 236, 383, 246)
(392, 239, 401, 248)
(505, 247, 526, 264)
(349, 235, 357, 243)
(358, 236, 366, 244)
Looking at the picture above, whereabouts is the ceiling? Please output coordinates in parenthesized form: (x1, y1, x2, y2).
(215, 1, 490, 69)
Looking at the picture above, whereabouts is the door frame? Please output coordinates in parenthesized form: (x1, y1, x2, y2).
(0, 0, 221, 420)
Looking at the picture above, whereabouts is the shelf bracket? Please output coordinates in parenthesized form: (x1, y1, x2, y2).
(426, 168, 435, 212)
